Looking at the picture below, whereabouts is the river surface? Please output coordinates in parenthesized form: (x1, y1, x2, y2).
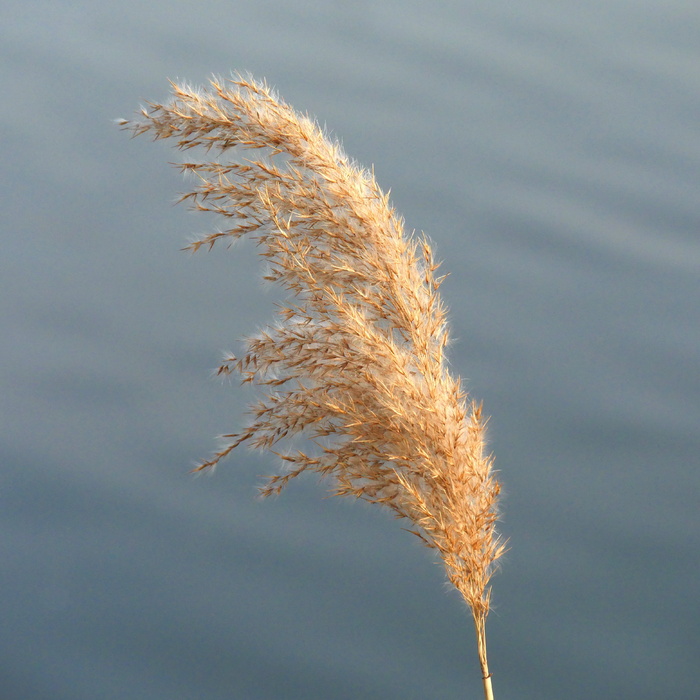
(2, 2, 699, 698)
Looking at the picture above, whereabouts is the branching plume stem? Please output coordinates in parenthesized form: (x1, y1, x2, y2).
(121, 74, 505, 699)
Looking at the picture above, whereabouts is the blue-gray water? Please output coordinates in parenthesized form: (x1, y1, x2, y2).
(2, 2, 698, 698)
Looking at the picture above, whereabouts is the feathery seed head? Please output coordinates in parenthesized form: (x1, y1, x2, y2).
(122, 73, 504, 637)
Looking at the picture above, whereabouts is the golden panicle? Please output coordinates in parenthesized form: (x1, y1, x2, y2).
(121, 74, 504, 699)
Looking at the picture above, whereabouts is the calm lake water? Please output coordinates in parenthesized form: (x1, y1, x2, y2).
(2, 2, 699, 698)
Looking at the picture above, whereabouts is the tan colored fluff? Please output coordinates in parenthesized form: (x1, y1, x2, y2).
(121, 75, 504, 698)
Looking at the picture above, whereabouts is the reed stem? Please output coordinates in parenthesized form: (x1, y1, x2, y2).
(482, 673, 494, 700)
(474, 612, 494, 700)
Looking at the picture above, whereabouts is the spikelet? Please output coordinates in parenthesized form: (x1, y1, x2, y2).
(121, 74, 504, 698)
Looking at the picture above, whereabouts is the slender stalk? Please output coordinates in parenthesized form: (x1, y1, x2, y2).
(474, 612, 494, 700)
(483, 671, 495, 700)
(121, 74, 505, 697)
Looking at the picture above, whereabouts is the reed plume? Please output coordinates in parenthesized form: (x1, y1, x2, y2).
(121, 74, 505, 699)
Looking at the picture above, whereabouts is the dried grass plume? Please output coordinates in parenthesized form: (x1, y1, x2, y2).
(120, 74, 505, 700)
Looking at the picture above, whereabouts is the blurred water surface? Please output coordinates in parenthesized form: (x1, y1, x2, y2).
(1, 1, 698, 698)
